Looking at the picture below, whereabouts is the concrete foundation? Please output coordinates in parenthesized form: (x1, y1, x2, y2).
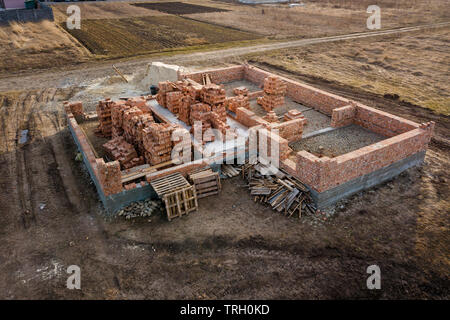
(309, 151, 426, 209)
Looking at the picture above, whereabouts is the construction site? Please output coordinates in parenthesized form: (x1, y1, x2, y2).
(65, 63, 434, 219)
(0, 0, 448, 301)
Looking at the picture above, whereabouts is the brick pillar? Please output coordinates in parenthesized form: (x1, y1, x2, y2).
(96, 159, 123, 196)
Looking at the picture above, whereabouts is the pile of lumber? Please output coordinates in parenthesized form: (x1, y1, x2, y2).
(240, 162, 315, 218)
(221, 164, 240, 177)
(188, 168, 221, 199)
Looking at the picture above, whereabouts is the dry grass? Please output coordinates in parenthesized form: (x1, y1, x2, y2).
(51, 2, 168, 22)
(187, 0, 450, 38)
(0, 20, 87, 73)
(246, 27, 450, 115)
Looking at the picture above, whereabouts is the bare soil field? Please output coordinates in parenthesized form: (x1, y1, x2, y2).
(64, 15, 261, 57)
(189, 0, 450, 39)
(52, 2, 169, 20)
(246, 28, 450, 116)
(0, 64, 448, 298)
(132, 1, 229, 14)
(0, 21, 88, 74)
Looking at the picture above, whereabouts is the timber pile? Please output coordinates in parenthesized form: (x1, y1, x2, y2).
(188, 168, 221, 199)
(240, 162, 315, 218)
(221, 164, 240, 177)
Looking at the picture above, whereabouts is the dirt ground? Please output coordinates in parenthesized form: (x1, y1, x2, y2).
(188, 0, 450, 39)
(0, 67, 448, 299)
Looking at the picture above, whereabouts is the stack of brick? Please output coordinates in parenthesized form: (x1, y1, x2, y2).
(96, 99, 114, 137)
(190, 103, 211, 128)
(200, 84, 226, 106)
(156, 81, 175, 108)
(111, 101, 129, 138)
(233, 86, 249, 96)
(284, 109, 307, 124)
(103, 136, 144, 170)
(259, 76, 286, 112)
(178, 95, 192, 124)
(210, 112, 230, 136)
(211, 104, 227, 123)
(142, 123, 174, 165)
(122, 107, 144, 145)
(166, 91, 183, 114)
(263, 110, 279, 123)
(96, 159, 123, 195)
(224, 95, 250, 113)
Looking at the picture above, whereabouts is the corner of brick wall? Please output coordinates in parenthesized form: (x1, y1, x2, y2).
(331, 104, 356, 128)
(270, 118, 305, 142)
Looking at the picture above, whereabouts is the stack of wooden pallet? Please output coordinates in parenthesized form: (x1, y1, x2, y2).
(221, 164, 240, 177)
(188, 168, 221, 199)
(240, 162, 315, 218)
(149, 172, 198, 221)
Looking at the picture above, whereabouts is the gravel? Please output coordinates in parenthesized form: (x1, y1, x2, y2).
(290, 124, 385, 158)
(117, 198, 162, 219)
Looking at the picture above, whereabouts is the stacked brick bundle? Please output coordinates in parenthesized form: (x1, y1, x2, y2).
(156, 81, 174, 108)
(142, 123, 174, 165)
(96, 99, 114, 137)
(263, 110, 279, 123)
(111, 101, 129, 138)
(233, 86, 249, 96)
(96, 159, 122, 195)
(200, 84, 226, 106)
(224, 95, 250, 113)
(259, 76, 286, 112)
(210, 112, 231, 137)
(103, 136, 144, 169)
(166, 91, 183, 114)
(178, 96, 192, 124)
(122, 107, 145, 145)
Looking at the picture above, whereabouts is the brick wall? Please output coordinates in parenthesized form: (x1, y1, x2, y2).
(295, 122, 434, 192)
(244, 65, 349, 115)
(331, 104, 356, 128)
(236, 107, 268, 128)
(270, 118, 305, 143)
(355, 103, 420, 137)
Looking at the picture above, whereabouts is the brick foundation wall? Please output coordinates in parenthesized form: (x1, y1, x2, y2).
(355, 103, 420, 137)
(270, 118, 305, 143)
(331, 104, 356, 128)
(182, 65, 245, 84)
(236, 107, 268, 128)
(295, 122, 434, 192)
(244, 65, 349, 115)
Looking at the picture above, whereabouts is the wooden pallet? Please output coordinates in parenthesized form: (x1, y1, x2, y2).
(188, 169, 221, 199)
(150, 173, 198, 221)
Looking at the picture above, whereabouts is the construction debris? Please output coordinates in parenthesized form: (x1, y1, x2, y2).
(221, 164, 240, 177)
(240, 162, 315, 218)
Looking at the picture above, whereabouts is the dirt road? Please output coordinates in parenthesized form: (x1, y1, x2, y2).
(1, 22, 448, 92)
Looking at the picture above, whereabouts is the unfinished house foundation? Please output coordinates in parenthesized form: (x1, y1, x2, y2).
(65, 64, 434, 214)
